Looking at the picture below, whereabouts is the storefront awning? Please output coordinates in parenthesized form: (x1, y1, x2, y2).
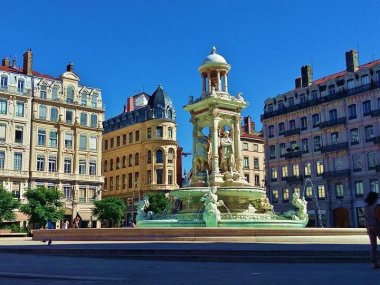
(77, 211, 93, 221)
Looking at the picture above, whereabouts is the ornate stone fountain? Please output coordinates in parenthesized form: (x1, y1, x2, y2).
(137, 47, 308, 228)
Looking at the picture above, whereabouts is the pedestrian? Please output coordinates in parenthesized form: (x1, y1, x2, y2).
(63, 220, 69, 229)
(364, 191, 380, 268)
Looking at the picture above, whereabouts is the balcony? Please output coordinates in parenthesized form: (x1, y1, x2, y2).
(283, 175, 304, 183)
(284, 151, 302, 159)
(372, 136, 380, 144)
(261, 81, 380, 120)
(322, 169, 350, 179)
(371, 109, 380, 118)
(320, 142, 349, 153)
(283, 128, 301, 137)
(317, 117, 346, 129)
(0, 86, 32, 96)
(0, 169, 29, 178)
(30, 171, 104, 183)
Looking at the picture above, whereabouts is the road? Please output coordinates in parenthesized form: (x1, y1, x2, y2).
(0, 252, 378, 285)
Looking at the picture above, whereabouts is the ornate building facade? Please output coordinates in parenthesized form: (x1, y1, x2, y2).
(0, 49, 104, 227)
(262, 50, 380, 227)
(102, 86, 179, 221)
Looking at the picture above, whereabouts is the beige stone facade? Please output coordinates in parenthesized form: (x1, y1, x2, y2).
(0, 50, 104, 228)
(102, 87, 178, 221)
(262, 50, 380, 227)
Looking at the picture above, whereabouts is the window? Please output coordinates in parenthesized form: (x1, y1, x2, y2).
(122, 156, 126, 168)
(347, 79, 354, 89)
(80, 113, 87, 126)
(116, 157, 120, 169)
(329, 109, 337, 121)
(290, 141, 298, 150)
(89, 136, 97, 150)
(156, 126, 163, 138)
(353, 154, 362, 171)
(269, 145, 276, 159)
(64, 158, 72, 173)
(355, 181, 364, 197)
(63, 186, 72, 199)
(301, 138, 309, 153)
(294, 187, 301, 196)
(122, 174, 126, 189)
(370, 180, 379, 193)
(363, 100, 371, 116)
(91, 94, 97, 108)
(104, 140, 108, 150)
(128, 154, 132, 167)
(0, 124, 5, 142)
(272, 190, 279, 203)
(335, 183, 344, 198)
(37, 129, 46, 146)
(304, 162, 311, 177)
(300, 94, 306, 103)
(253, 144, 258, 152)
(17, 79, 24, 93)
(15, 102, 24, 117)
(328, 84, 335, 95)
(110, 177, 114, 191)
(15, 126, 23, 143)
(122, 134, 127, 145)
(333, 157, 344, 171)
(350, 128, 359, 145)
(365, 125, 374, 142)
(147, 128, 152, 139)
(103, 160, 107, 172)
(110, 138, 114, 148)
(300, 117, 307, 130)
(0, 75, 8, 89)
(331, 132, 339, 144)
(289, 119, 296, 129)
(242, 142, 248, 150)
(66, 110, 73, 124)
(288, 97, 294, 106)
(79, 160, 86, 175)
(292, 164, 299, 176)
(278, 100, 284, 110)
(128, 132, 133, 143)
(40, 85, 47, 99)
(283, 189, 289, 202)
(253, 158, 259, 170)
(89, 161, 96, 175)
(254, 175, 260, 186)
(116, 136, 120, 147)
(12, 182, 20, 199)
(311, 90, 318, 100)
(81, 93, 87, 106)
(270, 167, 277, 180)
(268, 104, 273, 112)
(168, 127, 173, 139)
(305, 186, 313, 200)
(49, 131, 57, 147)
(66, 86, 74, 103)
(312, 114, 320, 127)
(368, 152, 377, 169)
(14, 153, 22, 170)
(110, 159, 113, 171)
(135, 131, 140, 142)
(282, 166, 288, 178)
(50, 108, 58, 122)
(243, 157, 249, 169)
(37, 155, 45, 171)
(90, 114, 97, 128)
(361, 74, 369, 85)
(0, 152, 4, 169)
(79, 135, 87, 150)
(348, 104, 357, 119)
(316, 160, 324, 176)
(268, 125, 274, 137)
(156, 169, 163, 184)
(38, 105, 47, 120)
(318, 185, 326, 200)
(134, 172, 139, 187)
(313, 136, 321, 151)
(147, 151, 152, 164)
(116, 176, 120, 190)
(127, 173, 132, 188)
(168, 170, 174, 185)
(0, 99, 7, 114)
(65, 133, 73, 149)
(48, 156, 57, 172)
(88, 187, 96, 201)
(156, 149, 163, 163)
(168, 149, 174, 164)
(52, 86, 58, 100)
(278, 122, 285, 134)
(79, 188, 86, 203)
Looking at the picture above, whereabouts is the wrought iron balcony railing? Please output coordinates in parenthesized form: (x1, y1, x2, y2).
(322, 169, 350, 179)
(284, 151, 302, 159)
(283, 128, 301, 137)
(317, 117, 346, 129)
(320, 142, 348, 153)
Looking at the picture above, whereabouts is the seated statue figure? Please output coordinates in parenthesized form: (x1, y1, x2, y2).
(200, 187, 224, 227)
(136, 195, 153, 222)
(291, 192, 308, 220)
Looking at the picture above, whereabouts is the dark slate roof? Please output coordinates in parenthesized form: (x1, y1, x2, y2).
(148, 85, 173, 109)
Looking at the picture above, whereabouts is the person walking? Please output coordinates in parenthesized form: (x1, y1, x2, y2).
(364, 192, 380, 268)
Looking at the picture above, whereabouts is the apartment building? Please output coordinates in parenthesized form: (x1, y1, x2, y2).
(262, 50, 380, 227)
(102, 86, 179, 221)
(0, 49, 104, 227)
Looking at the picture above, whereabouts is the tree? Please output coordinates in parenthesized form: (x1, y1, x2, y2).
(92, 197, 126, 227)
(20, 187, 64, 228)
(0, 187, 20, 226)
(146, 192, 171, 214)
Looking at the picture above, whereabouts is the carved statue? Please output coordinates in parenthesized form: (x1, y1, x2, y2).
(136, 195, 153, 222)
(200, 187, 224, 227)
(219, 131, 235, 173)
(292, 192, 308, 220)
(194, 129, 210, 173)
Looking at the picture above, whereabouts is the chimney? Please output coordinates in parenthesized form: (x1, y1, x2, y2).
(23, 49, 33, 75)
(2, 57, 9, 67)
(295, 77, 302, 88)
(345, 50, 359, 72)
(301, 65, 313, 87)
(67, 62, 74, 72)
(126, 96, 134, 112)
(244, 116, 252, 134)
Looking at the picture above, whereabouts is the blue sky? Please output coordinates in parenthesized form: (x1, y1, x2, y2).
(2, 0, 380, 171)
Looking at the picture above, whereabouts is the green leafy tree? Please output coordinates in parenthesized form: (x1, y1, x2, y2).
(20, 187, 64, 228)
(146, 192, 171, 214)
(0, 187, 20, 226)
(92, 197, 126, 227)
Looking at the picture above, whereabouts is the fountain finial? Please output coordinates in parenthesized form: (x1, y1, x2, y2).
(211, 46, 217, 54)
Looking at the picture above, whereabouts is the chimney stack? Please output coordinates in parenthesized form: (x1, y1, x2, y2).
(23, 49, 33, 75)
(345, 50, 359, 72)
(126, 96, 134, 112)
(2, 57, 9, 67)
(67, 62, 74, 72)
(301, 65, 313, 87)
(244, 116, 252, 134)
(295, 77, 302, 89)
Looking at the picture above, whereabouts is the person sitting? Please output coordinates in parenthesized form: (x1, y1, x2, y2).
(364, 192, 380, 268)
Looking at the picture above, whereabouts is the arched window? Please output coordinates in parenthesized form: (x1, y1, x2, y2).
(116, 157, 120, 169)
(135, 153, 139, 166)
(103, 160, 107, 172)
(0, 75, 8, 89)
(110, 159, 114, 171)
(39, 105, 47, 120)
(90, 114, 97, 128)
(168, 148, 175, 164)
(147, 150, 152, 164)
(168, 109, 172, 119)
(81, 93, 87, 106)
(128, 154, 133, 167)
(156, 149, 163, 163)
(66, 85, 74, 103)
(122, 156, 127, 168)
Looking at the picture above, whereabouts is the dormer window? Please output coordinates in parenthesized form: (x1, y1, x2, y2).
(91, 94, 97, 108)
(66, 85, 74, 104)
(300, 94, 306, 103)
(278, 100, 284, 110)
(1, 75, 8, 89)
(81, 93, 87, 106)
(40, 85, 47, 99)
(17, 79, 25, 93)
(267, 104, 273, 112)
(361, 74, 369, 85)
(288, 97, 294, 106)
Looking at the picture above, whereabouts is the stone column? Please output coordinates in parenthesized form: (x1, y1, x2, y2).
(202, 74, 206, 93)
(211, 117, 220, 175)
(208, 72, 211, 93)
(234, 115, 242, 173)
(163, 149, 168, 184)
(217, 70, 221, 91)
(58, 129, 64, 173)
(191, 119, 197, 172)
(224, 73, 228, 92)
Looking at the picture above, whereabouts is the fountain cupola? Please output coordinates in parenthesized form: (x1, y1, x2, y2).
(199, 47, 231, 96)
